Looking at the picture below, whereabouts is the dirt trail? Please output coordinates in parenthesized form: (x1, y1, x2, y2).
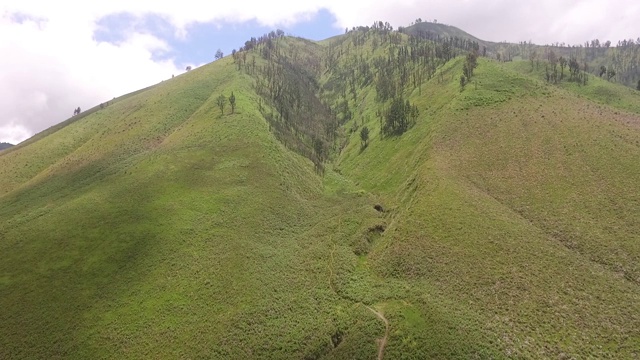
(365, 305, 390, 360)
(326, 217, 390, 359)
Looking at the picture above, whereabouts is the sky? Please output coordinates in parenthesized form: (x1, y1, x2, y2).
(1, 0, 638, 144)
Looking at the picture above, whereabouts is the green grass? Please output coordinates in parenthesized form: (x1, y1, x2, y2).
(1, 34, 640, 359)
(506, 60, 640, 114)
(0, 53, 383, 359)
(336, 55, 640, 358)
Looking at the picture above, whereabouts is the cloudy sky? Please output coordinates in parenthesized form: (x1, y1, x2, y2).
(1, 0, 638, 144)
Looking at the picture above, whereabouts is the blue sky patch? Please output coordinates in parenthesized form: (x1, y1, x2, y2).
(93, 8, 341, 68)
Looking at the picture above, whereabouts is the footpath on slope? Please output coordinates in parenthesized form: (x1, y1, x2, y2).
(364, 305, 390, 360)
(326, 218, 391, 360)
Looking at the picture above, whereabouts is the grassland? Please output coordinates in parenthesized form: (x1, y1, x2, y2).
(1, 32, 639, 359)
(0, 54, 386, 359)
(333, 50, 640, 358)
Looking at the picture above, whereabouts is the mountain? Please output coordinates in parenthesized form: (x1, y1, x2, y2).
(1, 24, 639, 359)
(491, 40, 640, 88)
(402, 21, 492, 48)
(0, 142, 13, 150)
(404, 21, 640, 90)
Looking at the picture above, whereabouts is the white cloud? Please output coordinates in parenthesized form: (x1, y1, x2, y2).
(0, 7, 180, 144)
(0, 122, 31, 145)
(1, 0, 638, 143)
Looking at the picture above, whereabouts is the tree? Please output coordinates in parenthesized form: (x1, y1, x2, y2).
(607, 68, 616, 81)
(312, 136, 325, 170)
(216, 94, 226, 114)
(568, 58, 580, 81)
(409, 104, 419, 125)
(599, 65, 607, 78)
(548, 50, 558, 83)
(360, 126, 369, 148)
(559, 57, 567, 80)
(215, 49, 224, 60)
(460, 74, 467, 90)
(229, 92, 236, 114)
(583, 62, 589, 86)
(463, 51, 478, 80)
(545, 64, 550, 82)
(382, 97, 416, 136)
(186, 66, 192, 71)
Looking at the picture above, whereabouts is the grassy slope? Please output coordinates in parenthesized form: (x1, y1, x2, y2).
(1, 33, 640, 359)
(0, 54, 386, 359)
(336, 51, 640, 358)
(506, 60, 640, 114)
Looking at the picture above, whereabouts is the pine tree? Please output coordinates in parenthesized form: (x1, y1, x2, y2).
(360, 126, 369, 148)
(216, 94, 226, 114)
(229, 92, 236, 114)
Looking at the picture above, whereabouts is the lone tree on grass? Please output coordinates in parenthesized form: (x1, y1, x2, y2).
(215, 49, 224, 60)
(607, 68, 616, 82)
(216, 94, 226, 114)
(360, 126, 369, 149)
(228, 92, 236, 113)
(599, 66, 607, 78)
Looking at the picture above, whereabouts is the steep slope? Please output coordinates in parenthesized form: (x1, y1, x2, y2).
(332, 46, 640, 357)
(0, 51, 385, 359)
(1, 27, 640, 359)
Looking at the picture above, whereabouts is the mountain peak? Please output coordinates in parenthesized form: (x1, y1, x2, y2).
(402, 21, 488, 45)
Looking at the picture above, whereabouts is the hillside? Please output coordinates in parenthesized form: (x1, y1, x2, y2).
(1, 25, 640, 359)
(490, 36, 640, 89)
(401, 20, 640, 90)
(0, 142, 13, 150)
(402, 21, 492, 49)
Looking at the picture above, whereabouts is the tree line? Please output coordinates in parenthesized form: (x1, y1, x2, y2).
(501, 39, 640, 89)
